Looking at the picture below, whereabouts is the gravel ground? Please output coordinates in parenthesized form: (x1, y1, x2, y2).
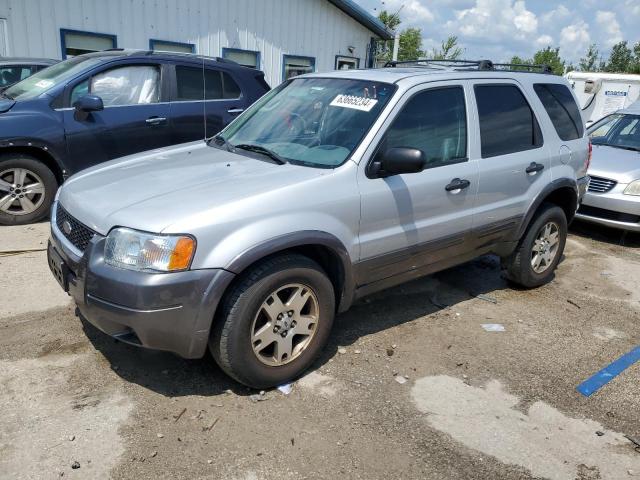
(0, 220, 639, 480)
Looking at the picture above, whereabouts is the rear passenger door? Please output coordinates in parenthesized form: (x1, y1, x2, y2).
(469, 80, 550, 243)
(169, 64, 246, 144)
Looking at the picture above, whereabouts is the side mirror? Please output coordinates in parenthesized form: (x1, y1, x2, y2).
(370, 147, 426, 178)
(73, 95, 104, 113)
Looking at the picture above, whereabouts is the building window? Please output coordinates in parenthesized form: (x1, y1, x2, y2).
(60, 29, 116, 59)
(149, 39, 195, 54)
(283, 55, 315, 81)
(335, 55, 359, 70)
(222, 48, 260, 69)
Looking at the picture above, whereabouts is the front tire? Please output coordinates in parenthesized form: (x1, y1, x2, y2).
(0, 154, 58, 226)
(210, 253, 335, 389)
(502, 203, 567, 288)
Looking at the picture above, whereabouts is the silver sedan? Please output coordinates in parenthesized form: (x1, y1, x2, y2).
(576, 102, 640, 231)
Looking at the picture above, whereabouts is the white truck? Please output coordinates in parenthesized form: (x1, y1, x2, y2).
(565, 71, 640, 125)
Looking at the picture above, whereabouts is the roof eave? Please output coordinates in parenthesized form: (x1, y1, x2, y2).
(326, 0, 395, 40)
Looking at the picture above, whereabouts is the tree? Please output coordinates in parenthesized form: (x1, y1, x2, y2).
(579, 44, 600, 72)
(376, 10, 424, 63)
(604, 41, 633, 73)
(430, 36, 463, 60)
(532, 47, 565, 75)
(398, 28, 424, 61)
(508, 47, 565, 75)
(631, 41, 640, 74)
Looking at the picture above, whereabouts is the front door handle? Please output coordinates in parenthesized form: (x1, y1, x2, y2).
(146, 116, 167, 126)
(227, 108, 244, 114)
(525, 162, 545, 174)
(445, 178, 471, 192)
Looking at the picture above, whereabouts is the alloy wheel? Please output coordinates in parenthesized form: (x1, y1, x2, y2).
(250, 283, 320, 366)
(0, 167, 46, 216)
(531, 221, 560, 274)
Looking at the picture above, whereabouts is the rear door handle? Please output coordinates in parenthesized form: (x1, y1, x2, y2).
(525, 162, 545, 174)
(445, 178, 471, 192)
(227, 108, 244, 114)
(146, 116, 167, 126)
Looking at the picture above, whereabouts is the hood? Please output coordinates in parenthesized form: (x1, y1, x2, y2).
(0, 98, 15, 113)
(588, 144, 640, 183)
(59, 142, 331, 235)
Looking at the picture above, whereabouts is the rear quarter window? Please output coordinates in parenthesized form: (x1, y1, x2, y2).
(533, 83, 584, 141)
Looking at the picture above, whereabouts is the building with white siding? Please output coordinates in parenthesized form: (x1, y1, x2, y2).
(0, 0, 393, 86)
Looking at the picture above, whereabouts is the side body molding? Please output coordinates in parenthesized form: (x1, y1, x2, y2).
(225, 230, 357, 313)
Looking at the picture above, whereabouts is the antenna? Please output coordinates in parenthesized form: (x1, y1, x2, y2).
(202, 53, 207, 141)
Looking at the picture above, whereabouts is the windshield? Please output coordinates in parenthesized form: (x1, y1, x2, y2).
(218, 77, 397, 167)
(588, 113, 640, 151)
(4, 56, 103, 101)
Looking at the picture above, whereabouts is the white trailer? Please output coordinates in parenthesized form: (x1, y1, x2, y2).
(565, 71, 640, 125)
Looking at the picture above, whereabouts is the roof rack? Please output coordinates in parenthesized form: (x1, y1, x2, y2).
(383, 58, 554, 74)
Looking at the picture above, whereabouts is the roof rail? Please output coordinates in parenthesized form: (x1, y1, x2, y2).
(383, 58, 554, 74)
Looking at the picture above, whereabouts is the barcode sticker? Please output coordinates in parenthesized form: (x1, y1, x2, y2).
(329, 94, 378, 112)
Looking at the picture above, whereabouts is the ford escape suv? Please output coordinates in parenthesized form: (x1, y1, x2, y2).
(48, 60, 589, 388)
(0, 50, 269, 225)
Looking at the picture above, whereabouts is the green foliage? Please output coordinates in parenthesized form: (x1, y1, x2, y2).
(398, 28, 425, 61)
(579, 44, 600, 72)
(430, 36, 463, 60)
(508, 48, 564, 75)
(604, 41, 634, 73)
(532, 47, 565, 75)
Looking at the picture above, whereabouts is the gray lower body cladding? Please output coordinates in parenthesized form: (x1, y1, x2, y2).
(48, 230, 234, 359)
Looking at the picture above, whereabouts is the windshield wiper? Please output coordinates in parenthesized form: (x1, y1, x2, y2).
(234, 144, 287, 165)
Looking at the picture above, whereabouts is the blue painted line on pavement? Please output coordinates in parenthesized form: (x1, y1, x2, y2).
(577, 346, 640, 397)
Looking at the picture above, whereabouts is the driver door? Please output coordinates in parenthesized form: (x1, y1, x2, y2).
(62, 63, 172, 173)
(356, 82, 479, 286)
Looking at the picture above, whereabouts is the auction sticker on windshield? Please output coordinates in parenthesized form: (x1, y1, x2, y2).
(330, 94, 378, 112)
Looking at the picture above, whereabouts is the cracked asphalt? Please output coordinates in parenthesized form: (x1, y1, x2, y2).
(0, 220, 639, 479)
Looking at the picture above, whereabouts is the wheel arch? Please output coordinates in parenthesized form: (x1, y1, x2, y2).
(224, 231, 356, 313)
(0, 145, 65, 185)
(517, 178, 578, 239)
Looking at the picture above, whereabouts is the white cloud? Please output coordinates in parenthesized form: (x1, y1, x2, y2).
(540, 4, 570, 25)
(446, 0, 538, 41)
(379, 0, 435, 23)
(595, 10, 623, 47)
(559, 21, 590, 58)
(535, 34, 553, 47)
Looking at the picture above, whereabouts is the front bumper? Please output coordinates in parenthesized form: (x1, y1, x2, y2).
(48, 219, 235, 358)
(575, 182, 640, 232)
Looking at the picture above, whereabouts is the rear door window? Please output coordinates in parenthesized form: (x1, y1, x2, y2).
(175, 66, 241, 101)
(534, 83, 584, 141)
(474, 84, 543, 158)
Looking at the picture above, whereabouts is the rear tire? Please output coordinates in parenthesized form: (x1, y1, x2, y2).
(210, 253, 335, 389)
(502, 203, 567, 288)
(0, 154, 58, 226)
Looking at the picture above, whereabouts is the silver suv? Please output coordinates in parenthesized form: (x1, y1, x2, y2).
(48, 60, 590, 388)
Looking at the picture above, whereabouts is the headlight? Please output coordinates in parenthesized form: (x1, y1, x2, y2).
(105, 228, 195, 272)
(623, 180, 640, 196)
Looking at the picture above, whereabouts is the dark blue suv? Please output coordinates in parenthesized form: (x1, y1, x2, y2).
(0, 50, 270, 225)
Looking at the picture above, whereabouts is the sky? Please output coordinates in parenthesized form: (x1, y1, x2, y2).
(355, 0, 640, 65)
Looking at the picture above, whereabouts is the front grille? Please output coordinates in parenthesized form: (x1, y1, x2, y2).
(55, 204, 96, 253)
(578, 205, 640, 224)
(588, 176, 617, 193)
